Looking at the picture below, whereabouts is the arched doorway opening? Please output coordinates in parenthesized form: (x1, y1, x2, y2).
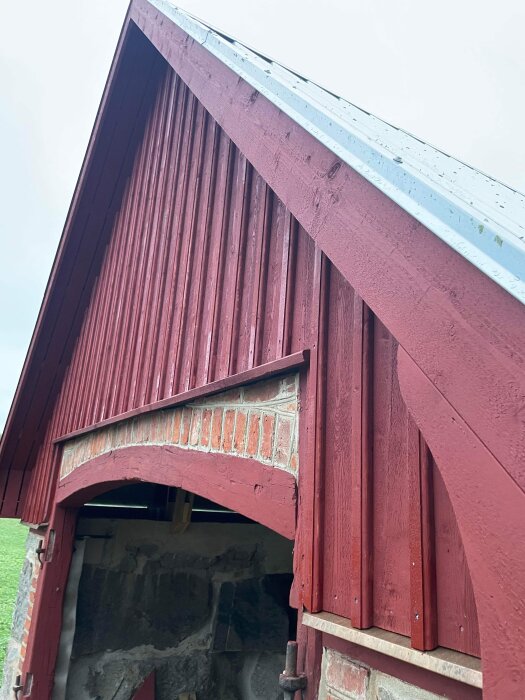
(53, 481, 296, 699)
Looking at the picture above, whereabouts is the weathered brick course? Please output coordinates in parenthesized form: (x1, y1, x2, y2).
(59, 374, 300, 480)
(318, 648, 445, 700)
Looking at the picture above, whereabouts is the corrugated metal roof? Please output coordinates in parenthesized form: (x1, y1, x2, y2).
(150, 0, 525, 305)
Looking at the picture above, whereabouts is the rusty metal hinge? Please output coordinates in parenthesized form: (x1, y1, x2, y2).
(35, 540, 46, 567)
(279, 641, 307, 699)
(12, 675, 23, 699)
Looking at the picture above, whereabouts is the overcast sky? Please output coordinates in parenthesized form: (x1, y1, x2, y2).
(1, 0, 524, 431)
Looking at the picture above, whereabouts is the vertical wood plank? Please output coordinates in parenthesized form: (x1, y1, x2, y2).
(433, 464, 481, 656)
(301, 249, 329, 612)
(282, 217, 297, 358)
(350, 295, 374, 629)
(246, 177, 268, 370)
(198, 133, 232, 385)
(227, 163, 253, 375)
(276, 210, 292, 358)
(409, 426, 438, 650)
(252, 188, 273, 368)
(174, 111, 216, 392)
(205, 141, 235, 382)
(372, 320, 411, 636)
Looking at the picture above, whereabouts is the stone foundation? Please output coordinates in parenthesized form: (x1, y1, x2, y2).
(318, 649, 445, 700)
(60, 517, 294, 699)
(1, 528, 41, 700)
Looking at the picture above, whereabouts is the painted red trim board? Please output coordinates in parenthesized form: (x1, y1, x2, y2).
(57, 444, 297, 539)
(54, 349, 308, 444)
(398, 347, 525, 699)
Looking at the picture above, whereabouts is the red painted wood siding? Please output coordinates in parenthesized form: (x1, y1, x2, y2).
(15, 52, 479, 657)
(21, 62, 315, 524)
(317, 266, 480, 657)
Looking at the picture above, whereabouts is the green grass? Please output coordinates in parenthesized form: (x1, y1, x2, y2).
(0, 519, 28, 673)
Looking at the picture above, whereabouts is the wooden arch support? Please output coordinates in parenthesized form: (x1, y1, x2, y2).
(57, 444, 297, 539)
(397, 347, 525, 700)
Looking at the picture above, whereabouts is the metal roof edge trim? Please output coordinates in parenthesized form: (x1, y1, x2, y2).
(149, 0, 525, 305)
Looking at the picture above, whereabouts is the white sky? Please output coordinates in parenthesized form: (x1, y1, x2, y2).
(1, 0, 524, 430)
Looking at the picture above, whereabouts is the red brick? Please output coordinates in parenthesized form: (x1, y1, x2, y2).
(222, 410, 236, 452)
(275, 416, 292, 466)
(149, 417, 158, 441)
(260, 414, 275, 460)
(243, 378, 281, 403)
(157, 413, 168, 442)
(172, 409, 182, 443)
(290, 451, 299, 472)
(326, 651, 369, 697)
(211, 408, 223, 449)
(247, 413, 260, 456)
(201, 409, 212, 446)
(180, 408, 192, 445)
(190, 410, 202, 446)
(234, 410, 248, 452)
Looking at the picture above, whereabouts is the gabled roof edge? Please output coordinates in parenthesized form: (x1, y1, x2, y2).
(150, 0, 525, 305)
(0, 4, 136, 509)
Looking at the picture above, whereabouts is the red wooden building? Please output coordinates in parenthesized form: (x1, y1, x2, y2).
(1, 1, 524, 698)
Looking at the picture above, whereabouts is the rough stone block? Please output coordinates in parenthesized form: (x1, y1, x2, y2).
(370, 671, 444, 700)
(213, 574, 292, 653)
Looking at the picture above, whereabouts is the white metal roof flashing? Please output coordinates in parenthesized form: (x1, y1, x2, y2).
(149, 0, 525, 305)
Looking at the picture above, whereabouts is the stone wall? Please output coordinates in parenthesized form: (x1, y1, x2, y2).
(60, 374, 299, 480)
(318, 648, 446, 700)
(62, 517, 294, 699)
(0, 528, 42, 700)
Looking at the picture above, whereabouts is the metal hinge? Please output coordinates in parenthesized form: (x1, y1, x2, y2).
(36, 529, 56, 567)
(35, 540, 46, 567)
(12, 674, 23, 698)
